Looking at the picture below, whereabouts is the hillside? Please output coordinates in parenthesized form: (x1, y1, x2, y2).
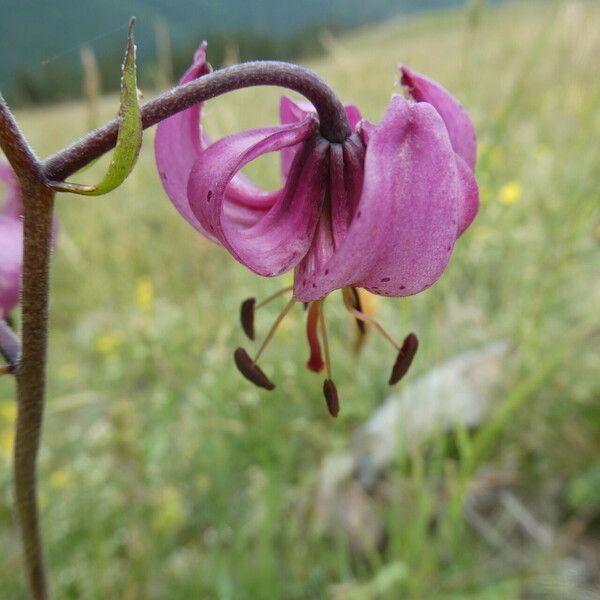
(0, 0, 489, 103)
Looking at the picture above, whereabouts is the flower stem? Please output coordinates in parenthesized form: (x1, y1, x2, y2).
(44, 60, 352, 181)
(1, 96, 52, 600)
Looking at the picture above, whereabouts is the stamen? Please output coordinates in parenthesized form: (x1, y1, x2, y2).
(240, 286, 293, 341)
(0, 365, 13, 376)
(306, 301, 324, 372)
(234, 347, 275, 390)
(254, 285, 293, 310)
(388, 333, 419, 385)
(342, 288, 400, 351)
(240, 298, 256, 340)
(318, 301, 333, 381)
(254, 297, 296, 363)
(323, 379, 339, 417)
(346, 287, 366, 334)
(319, 301, 341, 417)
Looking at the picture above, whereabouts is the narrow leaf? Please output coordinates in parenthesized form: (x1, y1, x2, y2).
(51, 18, 142, 195)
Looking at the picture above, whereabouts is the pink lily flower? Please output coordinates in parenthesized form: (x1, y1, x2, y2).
(155, 45, 478, 415)
(0, 160, 58, 320)
(0, 161, 24, 319)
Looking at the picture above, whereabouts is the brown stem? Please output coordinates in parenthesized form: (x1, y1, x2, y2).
(43, 60, 352, 181)
(1, 97, 51, 600)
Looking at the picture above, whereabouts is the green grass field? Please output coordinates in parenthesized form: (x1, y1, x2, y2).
(1, 1, 599, 597)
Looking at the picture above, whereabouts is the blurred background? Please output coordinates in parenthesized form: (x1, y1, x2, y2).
(1, 0, 599, 598)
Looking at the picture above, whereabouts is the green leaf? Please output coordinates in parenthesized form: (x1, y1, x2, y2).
(52, 18, 142, 196)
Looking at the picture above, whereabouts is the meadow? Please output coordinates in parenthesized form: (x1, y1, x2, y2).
(1, 1, 599, 597)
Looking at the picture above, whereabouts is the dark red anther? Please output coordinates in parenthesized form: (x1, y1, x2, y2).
(240, 298, 256, 340)
(233, 347, 275, 390)
(388, 332, 418, 385)
(323, 379, 340, 417)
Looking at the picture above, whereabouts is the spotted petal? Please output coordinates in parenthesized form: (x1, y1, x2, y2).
(294, 95, 460, 301)
(188, 116, 328, 277)
(400, 66, 477, 170)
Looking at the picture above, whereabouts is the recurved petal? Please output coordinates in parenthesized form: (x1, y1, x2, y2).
(400, 65, 477, 170)
(294, 95, 460, 301)
(0, 216, 23, 318)
(188, 116, 327, 277)
(455, 155, 479, 237)
(0, 160, 22, 218)
(154, 42, 214, 237)
(279, 96, 362, 180)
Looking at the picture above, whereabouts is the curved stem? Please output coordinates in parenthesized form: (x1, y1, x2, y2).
(44, 60, 352, 181)
(1, 97, 51, 600)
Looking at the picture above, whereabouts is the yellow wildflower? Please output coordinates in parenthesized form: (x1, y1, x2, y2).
(0, 401, 17, 424)
(499, 181, 523, 205)
(0, 428, 14, 457)
(49, 468, 72, 490)
(96, 331, 124, 355)
(136, 276, 154, 312)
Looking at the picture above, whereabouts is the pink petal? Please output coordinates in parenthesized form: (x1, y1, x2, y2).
(0, 216, 23, 318)
(400, 66, 477, 170)
(279, 96, 362, 180)
(455, 155, 479, 237)
(294, 95, 460, 301)
(155, 43, 280, 238)
(187, 116, 327, 277)
(154, 43, 214, 238)
(0, 160, 22, 219)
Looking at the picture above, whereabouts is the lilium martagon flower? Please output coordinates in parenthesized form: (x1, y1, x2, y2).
(155, 44, 479, 417)
(0, 161, 25, 320)
(0, 160, 59, 321)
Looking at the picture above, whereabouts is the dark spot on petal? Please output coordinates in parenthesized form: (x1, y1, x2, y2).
(446, 246, 451, 251)
(207, 190, 213, 202)
(381, 277, 390, 283)
(303, 279, 307, 286)
(356, 211, 362, 219)
(324, 269, 329, 275)
(312, 283, 316, 288)
(400, 285, 406, 290)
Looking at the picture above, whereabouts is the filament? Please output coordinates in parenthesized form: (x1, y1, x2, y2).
(318, 300, 333, 380)
(255, 285, 293, 310)
(254, 297, 296, 362)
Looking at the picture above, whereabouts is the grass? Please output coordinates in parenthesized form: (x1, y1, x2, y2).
(1, 0, 599, 597)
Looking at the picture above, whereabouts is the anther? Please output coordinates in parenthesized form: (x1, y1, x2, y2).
(0, 365, 14, 376)
(240, 298, 256, 340)
(388, 332, 418, 385)
(323, 379, 339, 417)
(240, 286, 293, 341)
(233, 347, 275, 390)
